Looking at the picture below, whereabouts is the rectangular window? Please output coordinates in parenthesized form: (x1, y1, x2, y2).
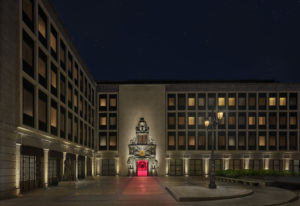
(279, 113, 287, 129)
(258, 113, 266, 127)
(269, 113, 277, 129)
(238, 93, 246, 109)
(248, 93, 256, 110)
(60, 74, 66, 102)
(259, 133, 266, 150)
(68, 113, 73, 141)
(74, 118, 78, 143)
(38, 49, 47, 88)
(74, 91, 78, 111)
(198, 113, 205, 129)
(289, 93, 297, 110)
(60, 41, 66, 68)
(228, 133, 236, 150)
(50, 101, 57, 135)
(188, 94, 196, 109)
(228, 97, 236, 107)
(99, 114, 107, 129)
(259, 93, 266, 109)
(198, 132, 205, 150)
(22, 31, 34, 77)
(290, 132, 297, 150)
(79, 122, 83, 145)
(188, 113, 196, 129)
(178, 113, 185, 129)
(109, 133, 117, 150)
(168, 94, 176, 108)
(67, 84, 72, 108)
(269, 132, 276, 150)
(38, 91, 47, 132)
(51, 64, 57, 95)
(99, 132, 107, 150)
(290, 113, 297, 129)
(218, 97, 225, 107)
(67, 54, 72, 77)
(248, 132, 256, 150)
(178, 94, 186, 110)
(23, 79, 34, 127)
(60, 107, 66, 138)
(168, 113, 176, 129)
(218, 133, 226, 150)
(178, 132, 185, 150)
(109, 113, 117, 130)
(74, 63, 78, 83)
(208, 94, 216, 110)
(198, 93, 205, 109)
(50, 26, 57, 58)
(99, 94, 107, 110)
(238, 113, 246, 129)
(188, 133, 196, 150)
(22, 0, 34, 30)
(228, 113, 236, 129)
(238, 132, 246, 150)
(279, 132, 287, 150)
(279, 97, 287, 107)
(168, 132, 176, 150)
(109, 95, 117, 111)
(248, 116, 256, 126)
(269, 97, 276, 106)
(38, 6, 47, 46)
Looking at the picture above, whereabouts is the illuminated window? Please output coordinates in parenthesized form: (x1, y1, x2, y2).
(280, 97, 286, 106)
(100, 98, 106, 107)
(50, 105, 57, 128)
(290, 116, 297, 125)
(109, 116, 116, 126)
(178, 135, 185, 146)
(138, 135, 147, 144)
(168, 116, 175, 125)
(198, 97, 205, 106)
(188, 97, 195, 107)
(188, 116, 195, 125)
(50, 28, 57, 52)
(248, 116, 255, 125)
(74, 92, 78, 108)
(51, 69, 57, 88)
(100, 135, 106, 147)
(110, 97, 117, 107)
(38, 9, 46, 38)
(23, 0, 33, 21)
(269, 97, 276, 106)
(259, 136, 266, 146)
(38, 55, 46, 78)
(218, 97, 225, 106)
(109, 135, 117, 147)
(198, 116, 205, 126)
(259, 116, 266, 125)
(228, 135, 235, 147)
(178, 116, 185, 125)
(228, 97, 235, 106)
(168, 97, 175, 107)
(229, 115, 236, 125)
(168, 135, 175, 146)
(100, 116, 106, 126)
(188, 135, 195, 146)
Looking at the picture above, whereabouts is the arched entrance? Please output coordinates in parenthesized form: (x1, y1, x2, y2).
(137, 160, 148, 176)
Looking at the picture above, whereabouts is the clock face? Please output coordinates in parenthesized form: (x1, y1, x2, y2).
(140, 150, 145, 157)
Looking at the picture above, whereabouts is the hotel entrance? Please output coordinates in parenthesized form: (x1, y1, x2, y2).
(137, 160, 148, 176)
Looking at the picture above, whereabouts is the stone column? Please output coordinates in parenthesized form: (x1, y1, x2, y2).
(43, 149, 49, 188)
(244, 158, 250, 170)
(15, 143, 21, 195)
(75, 154, 78, 181)
(91, 154, 95, 176)
(84, 156, 87, 177)
(62, 152, 66, 179)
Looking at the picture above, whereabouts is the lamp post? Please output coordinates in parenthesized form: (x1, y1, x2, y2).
(205, 111, 223, 189)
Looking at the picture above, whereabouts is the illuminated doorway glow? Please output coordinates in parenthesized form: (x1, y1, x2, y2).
(137, 160, 148, 176)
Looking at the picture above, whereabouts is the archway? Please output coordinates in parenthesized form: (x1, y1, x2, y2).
(137, 160, 148, 176)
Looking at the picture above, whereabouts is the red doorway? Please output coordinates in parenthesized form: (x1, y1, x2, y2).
(137, 160, 148, 176)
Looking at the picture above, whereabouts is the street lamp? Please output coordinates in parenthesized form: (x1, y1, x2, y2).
(205, 111, 223, 189)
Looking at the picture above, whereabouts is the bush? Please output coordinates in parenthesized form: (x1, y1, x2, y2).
(216, 169, 299, 178)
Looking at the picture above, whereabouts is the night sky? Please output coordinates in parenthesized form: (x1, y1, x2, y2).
(51, 0, 300, 82)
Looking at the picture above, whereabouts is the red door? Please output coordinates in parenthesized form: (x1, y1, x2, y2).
(137, 160, 148, 176)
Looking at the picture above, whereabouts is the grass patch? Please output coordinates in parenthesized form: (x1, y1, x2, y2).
(216, 169, 300, 178)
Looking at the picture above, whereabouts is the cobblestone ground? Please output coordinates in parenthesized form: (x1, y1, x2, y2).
(0, 176, 299, 206)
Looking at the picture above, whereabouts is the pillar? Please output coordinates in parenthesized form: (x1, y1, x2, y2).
(184, 158, 189, 176)
(224, 158, 229, 170)
(84, 156, 87, 177)
(204, 158, 209, 176)
(284, 159, 290, 171)
(62, 152, 66, 179)
(264, 159, 269, 170)
(91, 155, 95, 176)
(75, 154, 78, 181)
(244, 158, 250, 170)
(15, 143, 21, 195)
(43, 149, 49, 188)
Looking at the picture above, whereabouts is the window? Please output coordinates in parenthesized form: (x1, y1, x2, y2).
(259, 134, 266, 150)
(22, 0, 34, 30)
(238, 132, 246, 150)
(218, 97, 225, 107)
(74, 63, 78, 83)
(168, 95, 175, 107)
(67, 54, 72, 77)
(74, 118, 78, 143)
(38, 7, 47, 46)
(259, 97, 266, 106)
(208, 94, 216, 109)
(23, 79, 34, 127)
(269, 132, 276, 150)
(168, 132, 176, 150)
(99, 133, 107, 150)
(178, 132, 185, 150)
(289, 93, 297, 110)
(290, 113, 297, 129)
(178, 113, 185, 129)
(238, 94, 246, 109)
(74, 91, 78, 111)
(228, 97, 235, 107)
(67, 84, 72, 108)
(60, 41, 66, 68)
(68, 113, 73, 141)
(228, 133, 236, 150)
(198, 94, 205, 109)
(51, 64, 57, 95)
(80, 97, 83, 116)
(50, 101, 57, 135)
(290, 132, 297, 150)
(269, 94, 277, 108)
(188, 113, 195, 128)
(79, 122, 83, 144)
(188, 97, 195, 107)
(198, 113, 205, 129)
(168, 113, 176, 129)
(279, 97, 287, 107)
(60, 107, 66, 138)
(99, 114, 107, 129)
(259, 115, 266, 126)
(238, 113, 246, 129)
(99, 94, 107, 110)
(109, 95, 117, 110)
(178, 94, 186, 110)
(218, 133, 225, 150)
(279, 113, 287, 129)
(248, 116, 255, 126)
(109, 133, 117, 150)
(248, 132, 256, 150)
(109, 113, 117, 129)
(60, 74, 66, 102)
(50, 26, 57, 57)
(228, 113, 236, 128)
(269, 113, 277, 129)
(22, 31, 34, 77)
(188, 133, 196, 150)
(279, 133, 287, 150)
(248, 94, 256, 109)
(198, 132, 205, 149)
(38, 91, 47, 132)
(259, 93, 266, 109)
(38, 50, 47, 87)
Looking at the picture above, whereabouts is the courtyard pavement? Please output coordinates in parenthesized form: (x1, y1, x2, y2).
(0, 176, 299, 206)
